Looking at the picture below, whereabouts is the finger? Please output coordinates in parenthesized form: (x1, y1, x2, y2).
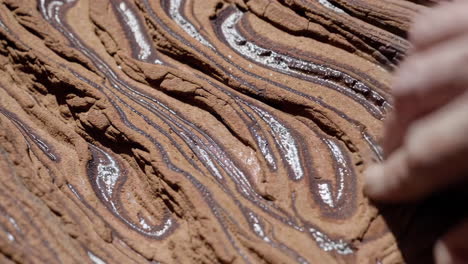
(434, 219, 468, 264)
(365, 92, 468, 202)
(382, 95, 419, 157)
(393, 35, 468, 118)
(381, 113, 399, 159)
(384, 35, 468, 155)
(409, 0, 468, 53)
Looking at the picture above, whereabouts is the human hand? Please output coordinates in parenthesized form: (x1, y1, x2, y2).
(364, 1, 468, 263)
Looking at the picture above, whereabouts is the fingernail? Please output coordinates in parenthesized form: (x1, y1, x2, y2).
(363, 165, 385, 199)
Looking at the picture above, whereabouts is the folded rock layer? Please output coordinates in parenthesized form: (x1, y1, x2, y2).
(0, 0, 429, 263)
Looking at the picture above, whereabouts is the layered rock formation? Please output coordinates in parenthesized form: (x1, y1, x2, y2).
(0, 0, 431, 263)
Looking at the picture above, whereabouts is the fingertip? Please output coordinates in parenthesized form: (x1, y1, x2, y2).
(392, 57, 425, 98)
(434, 221, 468, 264)
(434, 240, 453, 264)
(363, 165, 388, 200)
(434, 240, 468, 264)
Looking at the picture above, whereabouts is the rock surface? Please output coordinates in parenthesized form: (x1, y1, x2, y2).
(0, 0, 433, 263)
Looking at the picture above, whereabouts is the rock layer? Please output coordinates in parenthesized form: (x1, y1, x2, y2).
(0, 0, 431, 263)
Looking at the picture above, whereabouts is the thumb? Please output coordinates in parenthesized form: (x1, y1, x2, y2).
(434, 220, 468, 264)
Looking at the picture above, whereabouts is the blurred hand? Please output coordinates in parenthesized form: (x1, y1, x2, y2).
(364, 1, 468, 263)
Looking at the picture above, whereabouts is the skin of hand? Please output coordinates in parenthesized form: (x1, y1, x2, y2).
(363, 0, 468, 263)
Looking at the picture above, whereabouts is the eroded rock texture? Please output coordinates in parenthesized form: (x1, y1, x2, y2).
(0, 0, 431, 263)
